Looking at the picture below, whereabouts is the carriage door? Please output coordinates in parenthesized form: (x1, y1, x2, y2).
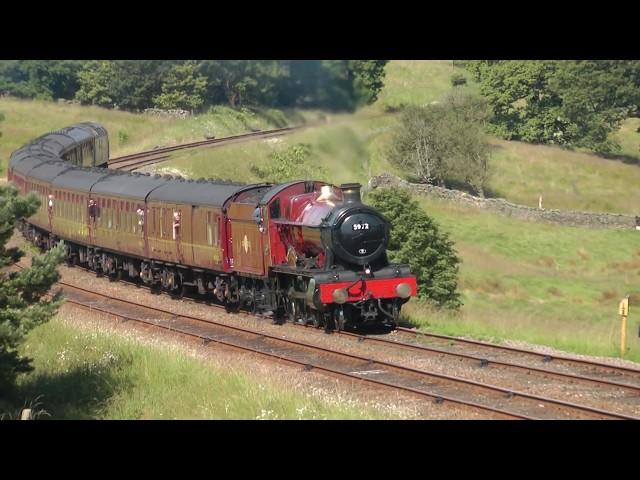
(227, 202, 265, 275)
(87, 196, 97, 245)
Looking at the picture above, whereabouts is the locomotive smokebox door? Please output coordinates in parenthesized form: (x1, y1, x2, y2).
(228, 202, 265, 275)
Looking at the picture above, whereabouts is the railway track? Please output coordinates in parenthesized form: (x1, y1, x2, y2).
(9, 260, 640, 420)
(64, 255, 639, 408)
(388, 326, 640, 392)
(107, 126, 301, 172)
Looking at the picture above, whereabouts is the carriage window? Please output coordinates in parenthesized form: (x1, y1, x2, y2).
(159, 208, 164, 238)
(173, 211, 181, 240)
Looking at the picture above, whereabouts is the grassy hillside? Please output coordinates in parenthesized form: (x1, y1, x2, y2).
(402, 196, 640, 362)
(487, 138, 640, 214)
(372, 60, 479, 110)
(0, 96, 318, 173)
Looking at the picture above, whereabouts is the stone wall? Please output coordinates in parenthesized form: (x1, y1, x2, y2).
(368, 173, 640, 230)
(143, 108, 190, 119)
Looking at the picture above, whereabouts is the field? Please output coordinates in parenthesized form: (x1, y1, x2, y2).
(400, 197, 640, 362)
(0, 96, 320, 173)
(1, 314, 393, 420)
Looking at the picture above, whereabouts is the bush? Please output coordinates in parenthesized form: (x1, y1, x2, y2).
(117, 130, 129, 146)
(387, 90, 492, 196)
(367, 188, 462, 309)
(250, 143, 326, 183)
(450, 73, 467, 87)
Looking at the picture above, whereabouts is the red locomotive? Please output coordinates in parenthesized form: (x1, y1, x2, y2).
(8, 123, 417, 330)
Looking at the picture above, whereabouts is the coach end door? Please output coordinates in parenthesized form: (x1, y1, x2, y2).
(227, 202, 265, 276)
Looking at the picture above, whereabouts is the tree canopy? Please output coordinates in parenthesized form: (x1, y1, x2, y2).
(387, 89, 492, 196)
(1, 60, 389, 113)
(465, 60, 640, 153)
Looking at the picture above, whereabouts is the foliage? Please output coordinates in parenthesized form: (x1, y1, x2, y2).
(153, 61, 208, 111)
(348, 60, 388, 107)
(278, 60, 388, 110)
(199, 60, 284, 108)
(0, 185, 64, 391)
(56, 60, 391, 112)
(0, 60, 84, 100)
(387, 90, 492, 196)
(117, 130, 129, 146)
(367, 188, 461, 309)
(465, 60, 640, 153)
(450, 73, 467, 87)
(0, 111, 3, 139)
(1, 319, 392, 419)
(250, 143, 326, 183)
(75, 60, 117, 107)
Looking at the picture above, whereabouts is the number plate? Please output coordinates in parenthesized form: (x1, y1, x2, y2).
(352, 222, 369, 231)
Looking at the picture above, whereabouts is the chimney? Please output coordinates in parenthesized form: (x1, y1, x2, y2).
(340, 183, 361, 204)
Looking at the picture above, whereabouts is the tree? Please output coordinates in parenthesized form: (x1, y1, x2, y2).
(0, 185, 64, 391)
(110, 60, 171, 111)
(199, 60, 282, 108)
(348, 60, 388, 107)
(549, 61, 640, 152)
(387, 90, 492, 196)
(367, 188, 461, 309)
(466, 60, 640, 153)
(275, 60, 388, 110)
(75, 60, 117, 107)
(153, 61, 207, 111)
(0, 60, 83, 100)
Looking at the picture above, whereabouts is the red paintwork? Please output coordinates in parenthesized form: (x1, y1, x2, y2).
(266, 182, 339, 267)
(318, 276, 417, 304)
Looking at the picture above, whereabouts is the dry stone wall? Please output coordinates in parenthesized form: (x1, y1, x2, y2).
(143, 108, 190, 119)
(368, 173, 640, 230)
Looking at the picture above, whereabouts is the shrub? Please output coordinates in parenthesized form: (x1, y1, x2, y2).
(367, 187, 462, 309)
(117, 130, 129, 146)
(250, 143, 326, 183)
(450, 73, 467, 87)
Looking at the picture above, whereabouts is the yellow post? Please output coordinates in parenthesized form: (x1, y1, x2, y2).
(619, 296, 629, 356)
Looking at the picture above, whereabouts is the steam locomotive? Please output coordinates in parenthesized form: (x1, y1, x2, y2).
(8, 123, 417, 330)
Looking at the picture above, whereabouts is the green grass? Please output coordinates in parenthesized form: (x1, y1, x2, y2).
(486, 137, 640, 214)
(401, 196, 640, 362)
(0, 97, 317, 173)
(159, 112, 402, 186)
(372, 60, 479, 111)
(0, 317, 393, 419)
(612, 117, 640, 160)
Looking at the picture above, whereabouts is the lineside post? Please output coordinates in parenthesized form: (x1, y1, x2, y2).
(619, 296, 629, 356)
